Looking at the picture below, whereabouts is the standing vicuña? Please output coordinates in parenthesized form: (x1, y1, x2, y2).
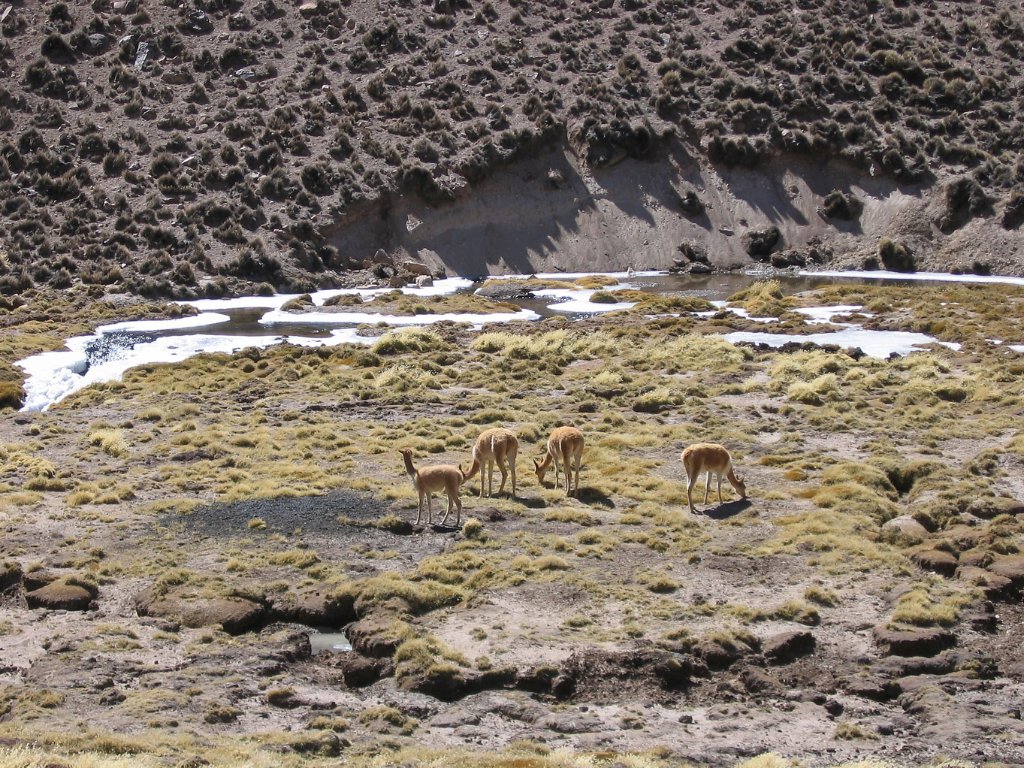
(462, 427, 519, 498)
(399, 448, 465, 526)
(680, 442, 747, 514)
(534, 426, 584, 496)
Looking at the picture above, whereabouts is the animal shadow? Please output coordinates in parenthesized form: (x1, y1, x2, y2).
(429, 521, 462, 533)
(574, 487, 615, 508)
(517, 495, 548, 509)
(701, 498, 753, 520)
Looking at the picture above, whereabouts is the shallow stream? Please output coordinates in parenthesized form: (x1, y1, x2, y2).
(16, 269, 1024, 412)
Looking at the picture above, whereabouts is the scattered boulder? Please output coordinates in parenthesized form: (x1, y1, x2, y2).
(956, 565, 1014, 599)
(26, 577, 97, 611)
(910, 547, 959, 576)
(692, 633, 759, 670)
(872, 625, 956, 657)
(335, 653, 393, 688)
(986, 555, 1024, 587)
(677, 241, 708, 264)
(272, 589, 356, 627)
(843, 675, 902, 702)
(535, 711, 604, 734)
(966, 497, 1024, 519)
(135, 588, 266, 635)
(678, 189, 705, 216)
(763, 630, 816, 665)
(739, 665, 782, 694)
(345, 615, 407, 658)
(401, 260, 432, 277)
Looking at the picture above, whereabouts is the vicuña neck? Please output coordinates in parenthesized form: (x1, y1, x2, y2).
(402, 452, 416, 477)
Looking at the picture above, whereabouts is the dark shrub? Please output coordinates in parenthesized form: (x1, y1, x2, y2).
(0, 380, 24, 411)
(742, 226, 781, 259)
(878, 237, 915, 272)
(820, 190, 864, 221)
(937, 177, 992, 234)
(1002, 191, 1024, 230)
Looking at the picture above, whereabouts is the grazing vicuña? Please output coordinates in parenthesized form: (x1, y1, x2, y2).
(681, 442, 747, 514)
(534, 426, 585, 496)
(462, 427, 519, 498)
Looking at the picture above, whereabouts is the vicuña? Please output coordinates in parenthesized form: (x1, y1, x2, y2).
(399, 448, 465, 527)
(462, 427, 519, 498)
(680, 442, 747, 514)
(534, 426, 585, 496)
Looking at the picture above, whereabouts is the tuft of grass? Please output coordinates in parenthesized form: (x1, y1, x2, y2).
(372, 327, 447, 355)
(889, 585, 972, 628)
(88, 428, 130, 457)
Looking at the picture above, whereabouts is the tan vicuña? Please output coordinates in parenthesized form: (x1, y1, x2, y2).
(680, 442, 747, 514)
(400, 448, 464, 527)
(534, 426, 584, 496)
(462, 427, 519, 498)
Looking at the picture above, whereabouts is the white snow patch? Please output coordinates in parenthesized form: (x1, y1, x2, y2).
(724, 328, 960, 359)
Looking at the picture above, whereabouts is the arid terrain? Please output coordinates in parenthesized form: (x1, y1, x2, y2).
(2, 279, 1024, 767)
(2, 0, 1024, 766)
(0, 0, 1023, 305)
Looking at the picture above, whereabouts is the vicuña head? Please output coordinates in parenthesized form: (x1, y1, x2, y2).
(399, 448, 465, 527)
(534, 426, 584, 496)
(680, 442, 746, 515)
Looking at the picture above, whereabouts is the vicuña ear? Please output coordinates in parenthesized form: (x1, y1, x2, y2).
(533, 458, 541, 470)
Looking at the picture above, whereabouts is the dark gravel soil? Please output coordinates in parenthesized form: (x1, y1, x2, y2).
(171, 489, 394, 536)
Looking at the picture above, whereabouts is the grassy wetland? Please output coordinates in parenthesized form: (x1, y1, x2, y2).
(2, 278, 1024, 767)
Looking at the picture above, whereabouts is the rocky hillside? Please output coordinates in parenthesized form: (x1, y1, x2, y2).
(1, 0, 1022, 297)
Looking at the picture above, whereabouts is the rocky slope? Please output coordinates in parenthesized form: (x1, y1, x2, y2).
(0, 0, 1022, 297)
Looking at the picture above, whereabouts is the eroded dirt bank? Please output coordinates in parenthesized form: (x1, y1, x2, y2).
(324, 141, 1023, 280)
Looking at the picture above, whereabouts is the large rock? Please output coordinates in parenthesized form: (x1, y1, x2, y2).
(872, 625, 956, 657)
(26, 578, 97, 611)
(956, 565, 1014, 599)
(880, 515, 929, 545)
(692, 634, 759, 670)
(966, 497, 1024, 520)
(986, 555, 1024, 587)
(763, 630, 816, 665)
(335, 654, 393, 688)
(910, 547, 959, 576)
(135, 588, 266, 635)
(345, 615, 406, 658)
(271, 589, 356, 627)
